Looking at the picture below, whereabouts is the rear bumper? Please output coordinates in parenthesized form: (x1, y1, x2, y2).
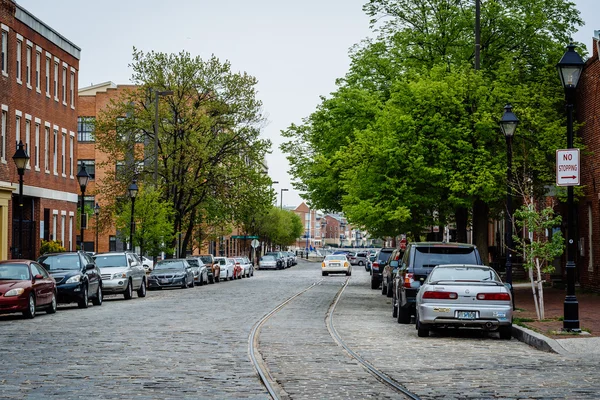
(418, 303, 512, 328)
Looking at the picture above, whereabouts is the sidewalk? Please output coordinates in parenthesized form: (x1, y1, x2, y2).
(511, 283, 600, 356)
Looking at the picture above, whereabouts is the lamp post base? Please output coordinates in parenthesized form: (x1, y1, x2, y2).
(563, 295, 581, 332)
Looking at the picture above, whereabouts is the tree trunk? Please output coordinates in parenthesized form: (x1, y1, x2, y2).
(530, 266, 541, 320)
(472, 200, 489, 265)
(536, 258, 545, 320)
(455, 207, 468, 243)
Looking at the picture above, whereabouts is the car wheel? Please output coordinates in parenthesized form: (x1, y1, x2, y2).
(397, 304, 410, 324)
(392, 295, 398, 318)
(322, 272, 328, 276)
(215, 276, 220, 283)
(386, 282, 393, 298)
(358, 261, 364, 266)
(381, 281, 388, 295)
(499, 325, 512, 340)
(137, 279, 147, 298)
(209, 276, 214, 284)
(416, 319, 429, 337)
(47, 293, 57, 314)
(124, 280, 134, 299)
(78, 285, 89, 308)
(92, 285, 103, 306)
(346, 271, 351, 276)
(23, 294, 36, 319)
(370, 279, 379, 290)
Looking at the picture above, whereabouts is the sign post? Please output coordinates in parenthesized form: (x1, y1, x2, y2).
(556, 149, 580, 186)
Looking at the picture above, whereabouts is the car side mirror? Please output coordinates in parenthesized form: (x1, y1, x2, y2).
(390, 260, 399, 268)
(86, 263, 95, 271)
(33, 274, 43, 280)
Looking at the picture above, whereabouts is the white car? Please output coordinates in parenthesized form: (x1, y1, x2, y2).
(235, 257, 253, 278)
(321, 255, 352, 276)
(214, 257, 234, 281)
(141, 256, 154, 272)
(258, 255, 278, 270)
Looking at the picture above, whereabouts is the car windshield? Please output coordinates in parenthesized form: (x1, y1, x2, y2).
(155, 260, 184, 271)
(325, 255, 346, 261)
(94, 254, 127, 268)
(235, 258, 244, 263)
(0, 264, 30, 280)
(38, 254, 81, 271)
(186, 259, 199, 268)
(429, 266, 500, 282)
(199, 256, 212, 263)
(376, 251, 392, 263)
(261, 256, 275, 261)
(415, 247, 478, 269)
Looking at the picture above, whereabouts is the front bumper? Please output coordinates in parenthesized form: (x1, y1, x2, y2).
(418, 303, 513, 329)
(0, 296, 28, 313)
(56, 283, 85, 303)
(148, 276, 187, 288)
(259, 263, 277, 269)
(102, 278, 129, 293)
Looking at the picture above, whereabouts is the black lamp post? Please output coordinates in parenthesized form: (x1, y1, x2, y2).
(128, 179, 139, 252)
(500, 104, 519, 307)
(94, 202, 100, 252)
(76, 163, 90, 251)
(280, 188, 288, 210)
(557, 43, 584, 332)
(12, 141, 30, 259)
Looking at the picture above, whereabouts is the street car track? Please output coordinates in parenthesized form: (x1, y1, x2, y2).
(249, 277, 421, 400)
(326, 278, 421, 400)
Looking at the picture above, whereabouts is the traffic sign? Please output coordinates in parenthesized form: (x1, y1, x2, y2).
(556, 149, 580, 186)
(251, 239, 260, 248)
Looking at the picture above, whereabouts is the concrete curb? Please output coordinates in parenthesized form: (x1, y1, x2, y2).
(512, 324, 569, 355)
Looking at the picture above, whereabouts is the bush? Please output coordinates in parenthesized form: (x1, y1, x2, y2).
(40, 240, 66, 256)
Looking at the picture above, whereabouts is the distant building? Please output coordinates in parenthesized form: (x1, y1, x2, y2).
(1, 0, 80, 258)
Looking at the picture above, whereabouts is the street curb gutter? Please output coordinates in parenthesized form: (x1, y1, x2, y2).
(512, 325, 569, 355)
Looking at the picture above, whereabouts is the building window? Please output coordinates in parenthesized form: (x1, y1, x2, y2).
(116, 160, 125, 180)
(1, 108, 6, 161)
(1, 30, 7, 75)
(16, 39, 21, 82)
(61, 66, 66, 104)
(69, 216, 73, 251)
(45, 55, 50, 97)
(25, 44, 31, 87)
(44, 125, 49, 172)
(77, 160, 95, 179)
(69, 136, 73, 177)
(15, 114, 21, 144)
(53, 128, 57, 174)
(25, 117, 30, 168)
(109, 236, 117, 252)
(34, 121, 40, 169)
(53, 60, 58, 100)
(35, 49, 40, 91)
(61, 131, 66, 175)
(70, 71, 74, 107)
(52, 213, 57, 241)
(77, 117, 95, 142)
(78, 195, 95, 211)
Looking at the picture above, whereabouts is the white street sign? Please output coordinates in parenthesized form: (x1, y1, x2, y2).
(251, 239, 260, 248)
(556, 149, 580, 186)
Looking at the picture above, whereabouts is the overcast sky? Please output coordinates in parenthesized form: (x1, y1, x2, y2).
(16, 0, 600, 208)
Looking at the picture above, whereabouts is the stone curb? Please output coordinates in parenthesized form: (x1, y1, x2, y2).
(512, 324, 569, 355)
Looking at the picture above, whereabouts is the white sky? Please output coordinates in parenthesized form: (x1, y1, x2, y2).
(16, 0, 600, 209)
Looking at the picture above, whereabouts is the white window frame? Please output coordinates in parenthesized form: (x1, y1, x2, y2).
(70, 68, 75, 109)
(25, 41, 31, 88)
(15, 110, 21, 144)
(1, 104, 7, 163)
(69, 132, 74, 178)
(61, 128, 66, 177)
(61, 63, 67, 105)
(44, 122, 50, 173)
(34, 118, 40, 171)
(53, 125, 58, 175)
(53, 57, 59, 101)
(61, 213, 65, 247)
(15, 35, 22, 84)
(35, 46, 41, 93)
(52, 211, 57, 242)
(45, 53, 51, 97)
(25, 115, 31, 169)
(1, 24, 8, 77)
(69, 214, 73, 251)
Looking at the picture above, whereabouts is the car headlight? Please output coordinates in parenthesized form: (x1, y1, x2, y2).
(65, 275, 81, 284)
(322, 263, 326, 268)
(175, 274, 185, 278)
(344, 262, 349, 267)
(4, 288, 25, 297)
(113, 273, 127, 279)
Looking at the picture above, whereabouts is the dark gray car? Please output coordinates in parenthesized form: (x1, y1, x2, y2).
(148, 259, 194, 289)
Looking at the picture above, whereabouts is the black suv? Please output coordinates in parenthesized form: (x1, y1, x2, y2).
(38, 252, 103, 308)
(392, 242, 483, 323)
(370, 248, 394, 290)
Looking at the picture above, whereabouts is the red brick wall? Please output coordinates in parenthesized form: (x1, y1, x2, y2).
(576, 39, 600, 291)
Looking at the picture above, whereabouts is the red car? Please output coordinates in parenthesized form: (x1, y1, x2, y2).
(0, 260, 57, 318)
(228, 257, 242, 279)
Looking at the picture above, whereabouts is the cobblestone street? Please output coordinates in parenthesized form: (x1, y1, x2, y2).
(1, 260, 599, 399)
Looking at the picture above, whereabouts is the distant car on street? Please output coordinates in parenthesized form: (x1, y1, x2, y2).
(199, 254, 219, 283)
(258, 255, 278, 270)
(186, 257, 208, 286)
(93, 252, 147, 299)
(215, 257, 234, 281)
(321, 254, 352, 276)
(148, 259, 194, 289)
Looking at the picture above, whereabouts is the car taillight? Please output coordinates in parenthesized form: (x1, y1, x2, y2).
(422, 291, 458, 299)
(477, 293, 511, 301)
(403, 273, 415, 288)
(372, 262, 379, 271)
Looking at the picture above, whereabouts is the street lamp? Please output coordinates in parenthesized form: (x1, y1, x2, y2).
(280, 188, 288, 210)
(153, 89, 174, 182)
(557, 43, 584, 332)
(500, 104, 519, 307)
(94, 202, 100, 253)
(12, 141, 29, 258)
(128, 179, 139, 252)
(77, 163, 91, 251)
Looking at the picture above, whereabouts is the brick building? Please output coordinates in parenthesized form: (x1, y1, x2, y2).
(576, 34, 600, 291)
(1, 0, 80, 259)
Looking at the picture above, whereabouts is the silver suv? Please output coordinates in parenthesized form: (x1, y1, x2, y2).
(93, 252, 147, 299)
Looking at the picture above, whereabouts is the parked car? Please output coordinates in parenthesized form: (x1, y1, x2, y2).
(148, 259, 194, 289)
(393, 242, 483, 324)
(0, 260, 57, 318)
(415, 264, 513, 339)
(382, 248, 404, 297)
(234, 257, 253, 278)
(215, 257, 234, 281)
(186, 257, 208, 286)
(286, 251, 297, 266)
(321, 254, 352, 276)
(370, 248, 394, 290)
(38, 251, 103, 308)
(366, 254, 376, 272)
(93, 252, 147, 299)
(265, 252, 286, 269)
(140, 256, 154, 273)
(349, 251, 369, 267)
(228, 257, 242, 279)
(258, 255, 278, 270)
(199, 254, 220, 283)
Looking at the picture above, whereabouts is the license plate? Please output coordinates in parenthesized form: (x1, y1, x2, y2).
(330, 263, 340, 267)
(457, 311, 476, 319)
(160, 279, 169, 284)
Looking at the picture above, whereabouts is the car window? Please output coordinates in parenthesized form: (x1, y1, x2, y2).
(32, 262, 50, 278)
(187, 259, 199, 268)
(325, 255, 347, 261)
(0, 263, 31, 280)
(155, 260, 184, 270)
(414, 247, 479, 269)
(261, 256, 275, 261)
(94, 254, 128, 268)
(38, 254, 81, 271)
(376, 251, 393, 263)
(429, 266, 499, 282)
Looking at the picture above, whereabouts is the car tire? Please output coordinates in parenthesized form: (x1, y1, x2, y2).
(47, 293, 57, 314)
(215, 276, 220, 283)
(199, 275, 204, 286)
(397, 304, 410, 324)
(23, 294, 36, 319)
(124, 280, 134, 299)
(92, 285, 103, 305)
(386, 282, 393, 298)
(381, 281, 388, 295)
(189, 279, 194, 288)
(346, 271, 351, 276)
(499, 325, 512, 340)
(78, 285, 89, 308)
(209, 276, 214, 284)
(416, 319, 429, 337)
(371, 279, 379, 290)
(137, 279, 147, 298)
(358, 261, 364, 266)
(392, 296, 398, 318)
(322, 272, 328, 276)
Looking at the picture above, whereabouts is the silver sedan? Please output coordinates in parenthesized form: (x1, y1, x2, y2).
(415, 264, 513, 339)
